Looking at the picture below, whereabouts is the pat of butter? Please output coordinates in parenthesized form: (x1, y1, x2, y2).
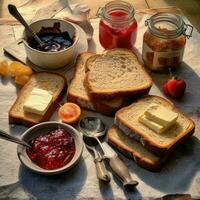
(139, 114, 166, 134)
(144, 103, 178, 127)
(23, 88, 53, 115)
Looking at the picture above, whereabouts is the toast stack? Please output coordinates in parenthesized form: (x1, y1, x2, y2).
(67, 52, 124, 115)
(108, 95, 195, 171)
(67, 49, 152, 115)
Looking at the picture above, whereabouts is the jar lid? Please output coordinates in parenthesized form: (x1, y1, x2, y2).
(145, 13, 193, 39)
(97, 0, 135, 24)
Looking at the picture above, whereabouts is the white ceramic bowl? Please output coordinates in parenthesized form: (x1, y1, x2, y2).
(23, 19, 79, 69)
(17, 121, 83, 175)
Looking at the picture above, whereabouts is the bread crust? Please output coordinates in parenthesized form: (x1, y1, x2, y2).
(107, 126, 165, 171)
(108, 138, 163, 172)
(115, 95, 195, 156)
(85, 48, 152, 100)
(9, 72, 67, 127)
(68, 88, 122, 115)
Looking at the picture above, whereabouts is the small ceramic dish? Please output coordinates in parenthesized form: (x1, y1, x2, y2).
(22, 18, 79, 69)
(17, 121, 83, 175)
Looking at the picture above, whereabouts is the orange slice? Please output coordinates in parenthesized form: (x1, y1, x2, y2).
(58, 103, 81, 124)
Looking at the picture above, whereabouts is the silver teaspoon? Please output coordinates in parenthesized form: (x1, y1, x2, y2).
(79, 117, 138, 188)
(8, 4, 44, 47)
(0, 129, 31, 148)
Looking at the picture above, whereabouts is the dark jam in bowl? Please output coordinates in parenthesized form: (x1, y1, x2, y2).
(26, 127, 76, 170)
(28, 22, 73, 52)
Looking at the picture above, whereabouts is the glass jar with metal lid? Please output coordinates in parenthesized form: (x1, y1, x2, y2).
(97, 0, 137, 50)
(142, 13, 193, 71)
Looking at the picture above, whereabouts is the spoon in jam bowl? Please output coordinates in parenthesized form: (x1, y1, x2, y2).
(8, 4, 45, 48)
(0, 129, 31, 148)
(79, 117, 138, 187)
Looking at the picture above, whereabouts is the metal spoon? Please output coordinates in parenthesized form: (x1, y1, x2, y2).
(79, 117, 138, 187)
(0, 129, 31, 148)
(79, 117, 106, 150)
(8, 4, 44, 47)
(84, 136, 111, 182)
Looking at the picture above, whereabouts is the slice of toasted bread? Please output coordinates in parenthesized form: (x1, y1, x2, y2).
(108, 125, 166, 171)
(9, 72, 66, 127)
(115, 95, 195, 156)
(85, 48, 152, 99)
(67, 52, 123, 115)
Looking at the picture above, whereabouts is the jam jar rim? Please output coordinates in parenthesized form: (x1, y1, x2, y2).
(97, 0, 136, 24)
(146, 12, 185, 39)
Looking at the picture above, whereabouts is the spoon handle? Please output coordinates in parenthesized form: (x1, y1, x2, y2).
(0, 129, 31, 148)
(109, 156, 138, 187)
(100, 142, 138, 187)
(94, 152, 111, 182)
(8, 4, 44, 46)
(86, 144, 110, 182)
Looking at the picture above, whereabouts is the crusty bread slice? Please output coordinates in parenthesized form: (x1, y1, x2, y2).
(85, 48, 152, 99)
(115, 95, 195, 156)
(108, 125, 166, 171)
(9, 72, 66, 127)
(67, 52, 96, 110)
(67, 52, 123, 115)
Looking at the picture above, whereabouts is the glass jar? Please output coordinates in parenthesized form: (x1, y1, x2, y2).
(142, 13, 193, 71)
(97, 0, 137, 50)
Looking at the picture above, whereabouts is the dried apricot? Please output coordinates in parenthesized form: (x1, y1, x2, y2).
(17, 64, 33, 76)
(15, 75, 30, 86)
(0, 60, 9, 76)
(9, 61, 33, 77)
(9, 61, 24, 77)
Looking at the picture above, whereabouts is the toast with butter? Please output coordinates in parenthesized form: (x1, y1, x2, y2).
(108, 125, 167, 171)
(67, 52, 123, 115)
(9, 72, 66, 127)
(115, 96, 195, 156)
(85, 48, 152, 99)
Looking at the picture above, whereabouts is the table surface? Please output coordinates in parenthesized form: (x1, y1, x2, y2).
(1, 0, 200, 32)
(0, 1, 200, 200)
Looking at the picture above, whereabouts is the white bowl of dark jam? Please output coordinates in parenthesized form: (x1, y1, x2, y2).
(23, 18, 79, 69)
(17, 121, 83, 175)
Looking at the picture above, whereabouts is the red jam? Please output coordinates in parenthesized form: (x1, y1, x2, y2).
(99, 11, 137, 49)
(26, 127, 75, 170)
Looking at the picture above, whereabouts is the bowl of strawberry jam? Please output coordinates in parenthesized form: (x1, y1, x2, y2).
(17, 121, 83, 175)
(97, 0, 137, 49)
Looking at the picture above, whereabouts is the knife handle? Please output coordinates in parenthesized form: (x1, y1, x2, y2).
(95, 156, 111, 182)
(109, 156, 138, 187)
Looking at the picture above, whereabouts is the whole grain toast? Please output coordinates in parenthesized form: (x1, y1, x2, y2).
(67, 52, 123, 115)
(108, 125, 166, 171)
(115, 95, 195, 156)
(85, 48, 152, 99)
(9, 72, 66, 127)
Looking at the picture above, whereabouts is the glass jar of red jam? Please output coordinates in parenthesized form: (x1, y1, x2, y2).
(97, 0, 137, 50)
(142, 13, 193, 71)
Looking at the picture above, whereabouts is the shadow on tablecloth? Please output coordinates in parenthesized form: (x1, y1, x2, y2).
(17, 157, 87, 200)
